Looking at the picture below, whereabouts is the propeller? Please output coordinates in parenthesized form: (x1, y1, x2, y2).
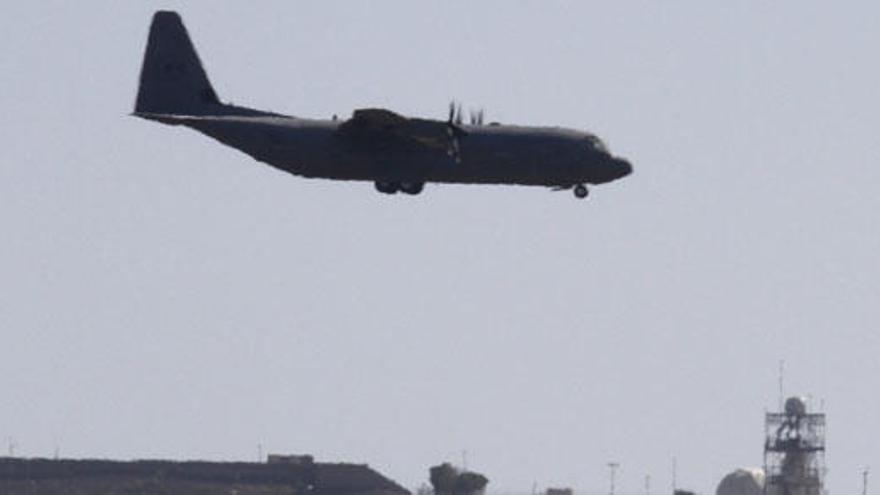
(448, 101, 464, 126)
(446, 101, 467, 163)
(469, 109, 484, 126)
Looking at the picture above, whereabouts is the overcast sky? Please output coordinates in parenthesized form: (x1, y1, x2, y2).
(1, 1, 879, 494)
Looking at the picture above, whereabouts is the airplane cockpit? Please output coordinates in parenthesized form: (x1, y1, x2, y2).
(585, 134, 608, 154)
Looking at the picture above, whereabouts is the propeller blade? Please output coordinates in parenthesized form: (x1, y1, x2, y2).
(443, 101, 468, 163)
(467, 108, 485, 126)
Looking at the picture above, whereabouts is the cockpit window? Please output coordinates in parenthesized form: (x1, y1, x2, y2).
(585, 135, 608, 153)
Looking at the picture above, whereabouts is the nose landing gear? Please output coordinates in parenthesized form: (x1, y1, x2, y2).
(573, 184, 589, 199)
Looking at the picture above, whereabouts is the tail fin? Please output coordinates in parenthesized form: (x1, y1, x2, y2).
(135, 11, 221, 115)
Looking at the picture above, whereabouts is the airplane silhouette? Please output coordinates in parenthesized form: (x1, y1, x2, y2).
(134, 11, 632, 199)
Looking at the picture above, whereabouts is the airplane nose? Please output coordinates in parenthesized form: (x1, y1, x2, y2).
(615, 158, 633, 178)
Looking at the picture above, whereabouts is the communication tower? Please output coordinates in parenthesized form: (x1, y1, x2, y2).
(764, 397, 826, 495)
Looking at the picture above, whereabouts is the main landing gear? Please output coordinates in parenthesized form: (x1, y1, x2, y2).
(375, 181, 424, 195)
(573, 184, 589, 199)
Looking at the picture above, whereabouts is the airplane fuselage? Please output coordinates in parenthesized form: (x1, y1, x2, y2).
(145, 112, 631, 189)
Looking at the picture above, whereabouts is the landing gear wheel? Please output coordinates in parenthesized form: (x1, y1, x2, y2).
(400, 182, 424, 195)
(375, 181, 399, 194)
(573, 184, 589, 199)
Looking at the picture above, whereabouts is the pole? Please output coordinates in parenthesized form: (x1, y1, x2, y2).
(672, 457, 677, 494)
(608, 462, 620, 495)
(778, 360, 785, 410)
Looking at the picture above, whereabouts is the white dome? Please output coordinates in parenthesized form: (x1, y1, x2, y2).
(716, 469, 765, 495)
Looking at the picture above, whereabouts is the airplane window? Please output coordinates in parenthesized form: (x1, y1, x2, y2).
(585, 135, 608, 153)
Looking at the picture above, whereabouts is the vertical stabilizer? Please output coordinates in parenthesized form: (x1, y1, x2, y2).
(135, 11, 220, 115)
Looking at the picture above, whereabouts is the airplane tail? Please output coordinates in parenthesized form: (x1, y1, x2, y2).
(134, 11, 221, 116)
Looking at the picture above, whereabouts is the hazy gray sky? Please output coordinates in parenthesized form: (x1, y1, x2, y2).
(1, 1, 878, 494)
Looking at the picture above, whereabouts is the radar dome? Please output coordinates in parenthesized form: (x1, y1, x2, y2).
(716, 469, 764, 495)
(785, 396, 807, 416)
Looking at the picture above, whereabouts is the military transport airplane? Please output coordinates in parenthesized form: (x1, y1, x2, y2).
(134, 11, 632, 199)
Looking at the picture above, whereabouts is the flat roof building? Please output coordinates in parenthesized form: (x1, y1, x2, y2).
(0, 455, 410, 495)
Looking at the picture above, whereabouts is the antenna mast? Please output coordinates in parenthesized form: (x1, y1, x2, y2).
(608, 462, 620, 495)
(672, 457, 678, 493)
(778, 360, 785, 411)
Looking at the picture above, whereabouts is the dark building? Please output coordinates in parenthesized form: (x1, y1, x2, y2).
(0, 455, 410, 495)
